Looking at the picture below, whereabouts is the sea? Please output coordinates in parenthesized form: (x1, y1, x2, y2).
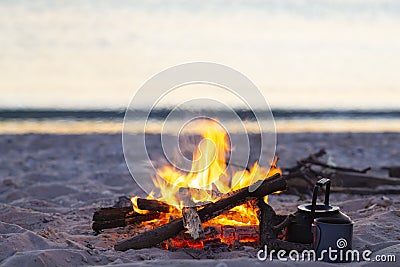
(1, 109, 400, 134)
(1, 1, 400, 134)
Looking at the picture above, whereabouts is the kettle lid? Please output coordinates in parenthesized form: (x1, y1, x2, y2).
(297, 203, 340, 213)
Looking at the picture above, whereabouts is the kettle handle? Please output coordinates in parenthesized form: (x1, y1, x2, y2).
(311, 178, 331, 218)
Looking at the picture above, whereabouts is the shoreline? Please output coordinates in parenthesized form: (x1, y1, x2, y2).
(2, 118, 400, 134)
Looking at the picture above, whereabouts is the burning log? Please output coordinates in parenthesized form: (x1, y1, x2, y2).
(182, 207, 204, 240)
(92, 212, 159, 232)
(114, 173, 286, 251)
(179, 187, 205, 240)
(137, 198, 172, 213)
(92, 202, 171, 233)
(93, 207, 134, 222)
(164, 225, 260, 250)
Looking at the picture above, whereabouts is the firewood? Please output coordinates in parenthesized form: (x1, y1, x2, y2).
(137, 198, 171, 213)
(114, 173, 285, 251)
(164, 225, 259, 250)
(93, 207, 134, 222)
(178, 187, 223, 202)
(257, 199, 311, 252)
(92, 212, 160, 232)
(182, 207, 204, 240)
(92, 204, 164, 232)
(257, 198, 276, 247)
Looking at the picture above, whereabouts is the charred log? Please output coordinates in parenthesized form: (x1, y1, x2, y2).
(137, 198, 171, 213)
(92, 212, 159, 232)
(257, 199, 311, 252)
(114, 173, 285, 251)
(93, 207, 134, 222)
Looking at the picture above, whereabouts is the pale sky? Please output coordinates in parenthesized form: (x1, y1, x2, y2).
(1, 0, 399, 110)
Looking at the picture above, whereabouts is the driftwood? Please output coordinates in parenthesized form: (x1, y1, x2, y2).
(282, 149, 400, 196)
(382, 166, 400, 178)
(114, 173, 286, 251)
(299, 157, 371, 174)
(328, 171, 400, 188)
(258, 199, 312, 252)
(331, 186, 400, 195)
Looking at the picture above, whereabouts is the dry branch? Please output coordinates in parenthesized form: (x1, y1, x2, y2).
(300, 159, 371, 173)
(331, 186, 400, 195)
(282, 149, 398, 195)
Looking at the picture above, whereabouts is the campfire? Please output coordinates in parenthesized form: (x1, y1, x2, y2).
(93, 119, 287, 251)
(131, 120, 281, 249)
(92, 120, 391, 253)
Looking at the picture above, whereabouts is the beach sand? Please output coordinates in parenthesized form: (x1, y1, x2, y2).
(0, 133, 399, 266)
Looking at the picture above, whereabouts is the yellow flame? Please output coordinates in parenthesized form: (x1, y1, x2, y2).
(130, 196, 149, 214)
(150, 119, 281, 225)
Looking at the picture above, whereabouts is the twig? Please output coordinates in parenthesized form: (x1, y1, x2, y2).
(300, 159, 371, 174)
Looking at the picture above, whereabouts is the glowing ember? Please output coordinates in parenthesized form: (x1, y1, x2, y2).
(131, 119, 281, 248)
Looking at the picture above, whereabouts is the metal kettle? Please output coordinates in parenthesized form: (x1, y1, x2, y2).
(285, 178, 351, 244)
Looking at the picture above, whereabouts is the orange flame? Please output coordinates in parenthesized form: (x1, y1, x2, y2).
(146, 119, 281, 226)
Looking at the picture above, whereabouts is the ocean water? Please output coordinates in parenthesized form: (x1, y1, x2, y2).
(1, 1, 399, 133)
(1, 109, 399, 134)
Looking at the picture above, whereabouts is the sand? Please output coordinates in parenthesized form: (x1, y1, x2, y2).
(0, 133, 399, 266)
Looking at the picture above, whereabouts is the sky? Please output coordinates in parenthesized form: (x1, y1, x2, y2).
(0, 0, 399, 110)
